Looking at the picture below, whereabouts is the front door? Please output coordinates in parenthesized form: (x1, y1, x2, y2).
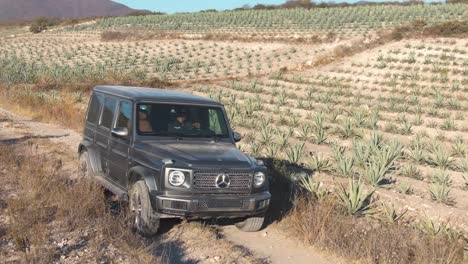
(108, 100, 133, 188)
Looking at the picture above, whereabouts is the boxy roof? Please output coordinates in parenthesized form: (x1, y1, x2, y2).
(94, 85, 221, 105)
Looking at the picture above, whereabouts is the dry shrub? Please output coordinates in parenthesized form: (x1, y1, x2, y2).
(0, 142, 158, 262)
(287, 197, 465, 264)
(392, 19, 468, 40)
(425, 20, 468, 37)
(101, 31, 132, 41)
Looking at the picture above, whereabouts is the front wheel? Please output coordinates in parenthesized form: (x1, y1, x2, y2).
(129, 181, 160, 236)
(235, 215, 265, 232)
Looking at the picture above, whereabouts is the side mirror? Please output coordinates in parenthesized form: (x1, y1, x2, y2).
(111, 127, 129, 138)
(233, 131, 241, 142)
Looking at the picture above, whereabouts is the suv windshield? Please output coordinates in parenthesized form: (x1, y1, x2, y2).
(136, 103, 230, 138)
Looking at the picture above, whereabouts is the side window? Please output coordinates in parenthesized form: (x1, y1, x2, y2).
(208, 109, 227, 135)
(99, 96, 117, 129)
(115, 101, 133, 134)
(86, 93, 103, 124)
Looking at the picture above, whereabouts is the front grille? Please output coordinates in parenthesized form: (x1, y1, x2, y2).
(193, 169, 252, 194)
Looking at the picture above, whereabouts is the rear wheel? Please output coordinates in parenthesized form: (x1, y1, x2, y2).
(129, 181, 160, 236)
(78, 151, 91, 178)
(235, 215, 265, 232)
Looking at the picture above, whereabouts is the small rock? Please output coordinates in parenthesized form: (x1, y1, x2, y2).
(262, 231, 268, 237)
(214, 256, 221, 262)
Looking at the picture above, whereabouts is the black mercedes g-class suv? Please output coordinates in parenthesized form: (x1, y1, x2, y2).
(78, 86, 270, 236)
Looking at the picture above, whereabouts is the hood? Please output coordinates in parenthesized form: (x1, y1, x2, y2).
(136, 140, 255, 168)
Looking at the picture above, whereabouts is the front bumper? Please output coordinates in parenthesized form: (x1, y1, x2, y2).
(154, 191, 271, 218)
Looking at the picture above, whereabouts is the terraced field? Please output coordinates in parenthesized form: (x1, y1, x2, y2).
(0, 33, 323, 82)
(66, 4, 468, 39)
(189, 38, 468, 231)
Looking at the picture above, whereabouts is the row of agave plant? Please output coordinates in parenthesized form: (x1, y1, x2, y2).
(204, 87, 468, 173)
(216, 78, 467, 138)
(77, 4, 466, 33)
(201, 87, 468, 208)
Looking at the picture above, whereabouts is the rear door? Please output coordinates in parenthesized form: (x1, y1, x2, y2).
(83, 92, 103, 146)
(96, 95, 117, 179)
(108, 99, 133, 188)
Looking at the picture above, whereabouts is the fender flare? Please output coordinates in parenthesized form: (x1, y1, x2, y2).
(78, 141, 102, 175)
(128, 165, 159, 192)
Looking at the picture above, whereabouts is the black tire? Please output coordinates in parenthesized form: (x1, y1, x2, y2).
(79, 151, 92, 178)
(129, 181, 160, 236)
(235, 215, 265, 232)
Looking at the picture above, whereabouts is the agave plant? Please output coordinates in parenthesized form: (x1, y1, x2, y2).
(336, 118, 361, 139)
(426, 142, 453, 168)
(259, 126, 274, 146)
(430, 169, 452, 186)
(332, 145, 355, 177)
(297, 123, 312, 141)
(378, 202, 407, 224)
(368, 130, 384, 149)
(351, 140, 371, 169)
(418, 217, 454, 238)
(307, 152, 333, 172)
(337, 178, 374, 216)
(264, 144, 279, 158)
(429, 183, 454, 205)
(399, 163, 423, 180)
(462, 155, 468, 173)
(250, 142, 263, 157)
(451, 137, 465, 157)
(364, 140, 402, 187)
(398, 181, 413, 194)
(363, 155, 390, 187)
(286, 143, 305, 165)
(367, 110, 380, 129)
(299, 175, 328, 201)
(275, 131, 290, 150)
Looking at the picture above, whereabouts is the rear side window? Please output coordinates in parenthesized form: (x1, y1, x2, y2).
(115, 101, 133, 134)
(100, 96, 117, 129)
(86, 93, 103, 124)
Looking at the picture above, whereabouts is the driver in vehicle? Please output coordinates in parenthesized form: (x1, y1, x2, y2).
(168, 109, 191, 133)
(191, 119, 214, 136)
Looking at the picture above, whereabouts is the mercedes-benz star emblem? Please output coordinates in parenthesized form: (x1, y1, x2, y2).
(215, 174, 231, 188)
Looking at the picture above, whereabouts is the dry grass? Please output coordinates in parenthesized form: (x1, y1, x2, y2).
(284, 196, 465, 264)
(0, 140, 158, 263)
(0, 86, 86, 131)
(0, 74, 174, 131)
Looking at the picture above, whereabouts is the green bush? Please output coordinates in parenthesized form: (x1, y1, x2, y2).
(29, 17, 56, 33)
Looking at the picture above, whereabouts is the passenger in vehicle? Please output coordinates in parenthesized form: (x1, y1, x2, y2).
(168, 109, 190, 133)
(139, 109, 153, 133)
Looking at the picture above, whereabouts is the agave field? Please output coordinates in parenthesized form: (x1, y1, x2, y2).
(0, 2, 467, 249)
(0, 34, 318, 82)
(66, 4, 468, 39)
(187, 38, 468, 231)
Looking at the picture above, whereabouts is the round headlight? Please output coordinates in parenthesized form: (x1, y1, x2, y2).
(254, 172, 266, 187)
(168, 170, 186, 186)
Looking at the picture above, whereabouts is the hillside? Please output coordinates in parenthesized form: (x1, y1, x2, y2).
(0, 0, 136, 22)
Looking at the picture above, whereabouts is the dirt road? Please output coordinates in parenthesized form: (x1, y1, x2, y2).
(0, 107, 339, 264)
